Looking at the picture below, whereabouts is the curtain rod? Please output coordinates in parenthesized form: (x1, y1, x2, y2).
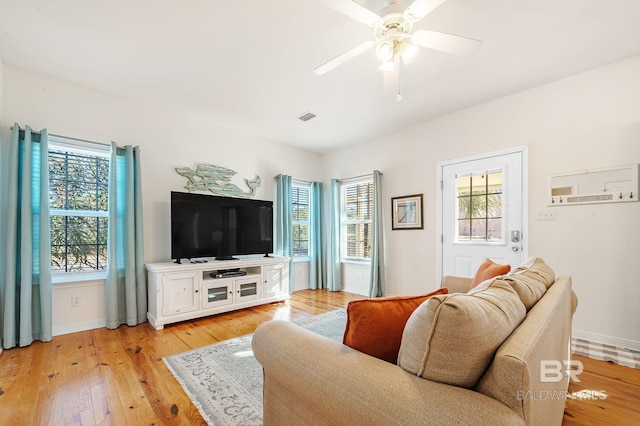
(351, 172, 382, 179)
(272, 175, 313, 184)
(342, 171, 383, 182)
(11, 125, 110, 148)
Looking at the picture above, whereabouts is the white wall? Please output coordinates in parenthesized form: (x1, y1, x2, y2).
(291, 261, 310, 292)
(0, 65, 323, 333)
(323, 54, 640, 350)
(3, 55, 639, 349)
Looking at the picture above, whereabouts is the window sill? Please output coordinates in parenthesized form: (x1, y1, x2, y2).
(52, 271, 107, 284)
(292, 256, 310, 263)
(341, 259, 371, 265)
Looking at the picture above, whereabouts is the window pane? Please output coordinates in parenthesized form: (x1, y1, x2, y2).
(487, 172, 503, 194)
(292, 224, 309, 256)
(341, 180, 373, 260)
(346, 223, 372, 259)
(455, 170, 503, 242)
(292, 185, 310, 257)
(487, 218, 503, 241)
(470, 196, 487, 219)
(457, 218, 471, 240)
(292, 185, 309, 221)
(49, 143, 110, 274)
(487, 194, 503, 218)
(457, 196, 470, 218)
(471, 218, 487, 240)
(51, 215, 108, 273)
(345, 182, 373, 221)
(49, 150, 109, 211)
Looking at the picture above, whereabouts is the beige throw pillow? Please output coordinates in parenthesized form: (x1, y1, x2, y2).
(397, 280, 526, 388)
(511, 257, 555, 288)
(501, 257, 556, 309)
(501, 274, 547, 310)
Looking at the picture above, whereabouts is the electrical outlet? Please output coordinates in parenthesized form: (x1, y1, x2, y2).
(71, 295, 82, 307)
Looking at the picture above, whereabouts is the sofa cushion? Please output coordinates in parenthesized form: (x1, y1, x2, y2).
(471, 258, 511, 288)
(511, 257, 555, 288)
(500, 257, 555, 309)
(501, 274, 547, 310)
(343, 288, 449, 364)
(397, 280, 526, 388)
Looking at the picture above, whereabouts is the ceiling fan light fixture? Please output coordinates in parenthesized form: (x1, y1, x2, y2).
(400, 42, 418, 64)
(376, 40, 395, 62)
(379, 60, 395, 72)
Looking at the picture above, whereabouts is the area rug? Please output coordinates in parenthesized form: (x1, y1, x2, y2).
(163, 309, 347, 425)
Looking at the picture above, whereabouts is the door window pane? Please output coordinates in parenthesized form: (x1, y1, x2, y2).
(455, 171, 503, 242)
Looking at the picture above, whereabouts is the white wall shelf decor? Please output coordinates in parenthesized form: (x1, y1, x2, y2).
(548, 164, 638, 206)
(146, 256, 289, 330)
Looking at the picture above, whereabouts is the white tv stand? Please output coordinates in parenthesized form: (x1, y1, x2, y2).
(146, 256, 290, 330)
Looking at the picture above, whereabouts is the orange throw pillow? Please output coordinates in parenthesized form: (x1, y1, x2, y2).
(342, 288, 449, 364)
(471, 258, 511, 288)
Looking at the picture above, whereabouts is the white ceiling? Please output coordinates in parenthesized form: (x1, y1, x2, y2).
(1, 0, 640, 153)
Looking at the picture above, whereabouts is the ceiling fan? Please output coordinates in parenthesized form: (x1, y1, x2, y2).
(314, 0, 482, 98)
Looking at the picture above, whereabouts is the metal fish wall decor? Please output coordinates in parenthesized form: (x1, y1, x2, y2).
(175, 163, 261, 198)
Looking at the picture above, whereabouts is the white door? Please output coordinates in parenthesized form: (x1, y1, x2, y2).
(438, 147, 528, 281)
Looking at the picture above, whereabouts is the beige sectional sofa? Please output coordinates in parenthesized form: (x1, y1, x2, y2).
(252, 258, 577, 425)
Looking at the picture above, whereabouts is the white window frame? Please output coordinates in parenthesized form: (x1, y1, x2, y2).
(48, 136, 110, 282)
(340, 176, 373, 263)
(291, 180, 311, 261)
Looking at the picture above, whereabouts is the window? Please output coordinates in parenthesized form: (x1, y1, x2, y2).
(341, 178, 373, 261)
(455, 170, 503, 242)
(291, 183, 310, 257)
(49, 137, 110, 274)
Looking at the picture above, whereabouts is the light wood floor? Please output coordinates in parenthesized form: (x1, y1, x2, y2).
(0, 289, 638, 425)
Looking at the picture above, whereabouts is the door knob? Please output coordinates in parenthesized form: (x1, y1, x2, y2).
(512, 246, 519, 252)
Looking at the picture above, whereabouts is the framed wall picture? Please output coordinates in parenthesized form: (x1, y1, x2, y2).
(391, 194, 423, 230)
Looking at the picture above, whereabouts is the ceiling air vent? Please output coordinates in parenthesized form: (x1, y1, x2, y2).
(297, 112, 316, 122)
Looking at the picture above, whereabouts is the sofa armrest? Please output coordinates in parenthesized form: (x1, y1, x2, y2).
(441, 275, 473, 293)
(252, 320, 524, 426)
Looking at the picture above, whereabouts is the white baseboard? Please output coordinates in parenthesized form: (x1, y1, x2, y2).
(573, 329, 640, 351)
(53, 319, 106, 336)
(293, 283, 309, 292)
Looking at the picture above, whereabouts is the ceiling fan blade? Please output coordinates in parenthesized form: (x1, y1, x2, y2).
(411, 29, 482, 56)
(314, 40, 375, 75)
(404, 0, 447, 23)
(321, 0, 383, 27)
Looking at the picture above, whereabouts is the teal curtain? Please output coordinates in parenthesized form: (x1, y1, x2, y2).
(309, 181, 325, 289)
(369, 170, 385, 297)
(274, 174, 293, 293)
(1, 125, 52, 349)
(326, 179, 342, 291)
(105, 143, 146, 329)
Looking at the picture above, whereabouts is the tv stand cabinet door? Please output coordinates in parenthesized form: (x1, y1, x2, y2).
(263, 263, 289, 300)
(234, 276, 262, 302)
(162, 271, 200, 316)
(202, 279, 234, 309)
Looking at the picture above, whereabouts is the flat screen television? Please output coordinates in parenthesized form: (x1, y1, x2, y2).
(171, 191, 273, 262)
